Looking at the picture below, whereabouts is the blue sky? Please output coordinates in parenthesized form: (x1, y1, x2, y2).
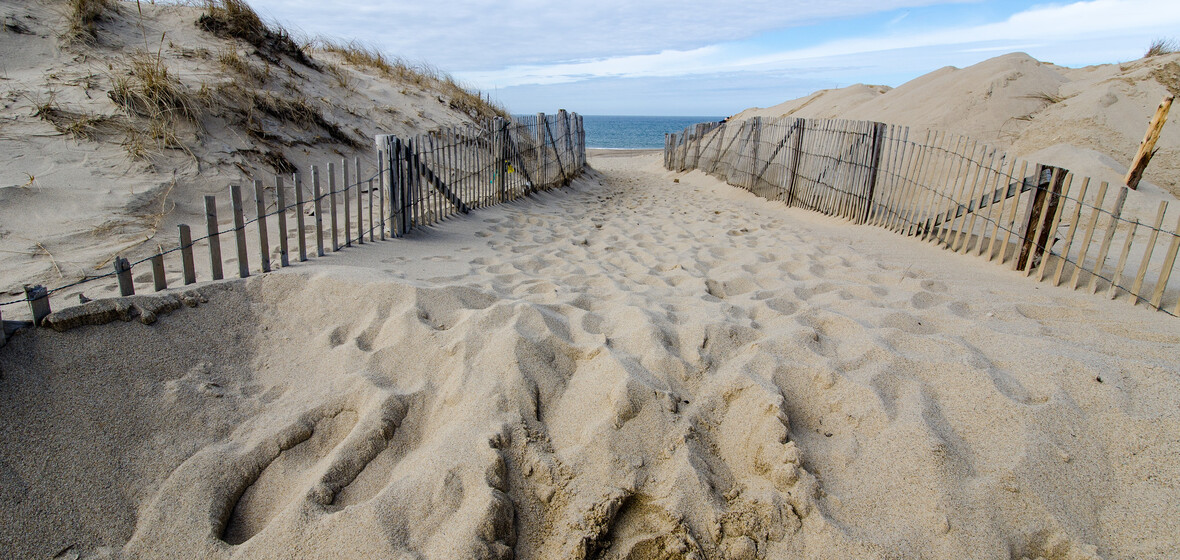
(246, 0, 1180, 116)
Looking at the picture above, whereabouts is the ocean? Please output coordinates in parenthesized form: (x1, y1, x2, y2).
(580, 115, 724, 150)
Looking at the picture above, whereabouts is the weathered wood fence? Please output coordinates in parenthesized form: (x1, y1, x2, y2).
(0, 111, 585, 340)
(667, 116, 1180, 317)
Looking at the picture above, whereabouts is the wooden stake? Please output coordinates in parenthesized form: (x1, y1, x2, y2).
(179, 224, 196, 285)
(254, 179, 270, 273)
(342, 158, 351, 247)
(998, 161, 1029, 265)
(115, 256, 133, 296)
(230, 184, 249, 278)
(295, 173, 308, 261)
(25, 284, 50, 327)
(1036, 172, 1073, 281)
(357, 156, 365, 244)
(328, 162, 339, 251)
(1109, 221, 1139, 299)
(313, 166, 325, 257)
(1051, 177, 1092, 286)
(205, 195, 223, 280)
(1129, 201, 1168, 304)
(276, 175, 289, 267)
(151, 254, 167, 292)
(1124, 94, 1174, 189)
(1150, 215, 1180, 309)
(1088, 186, 1129, 293)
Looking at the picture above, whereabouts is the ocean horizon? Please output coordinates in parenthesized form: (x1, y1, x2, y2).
(579, 115, 725, 150)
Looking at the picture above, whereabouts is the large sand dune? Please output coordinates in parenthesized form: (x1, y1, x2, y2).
(3, 152, 1177, 559)
(734, 52, 1180, 200)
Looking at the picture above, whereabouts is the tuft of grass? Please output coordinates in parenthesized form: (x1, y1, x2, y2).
(198, 0, 317, 70)
(108, 51, 198, 160)
(1146, 38, 1178, 58)
(30, 90, 122, 140)
(217, 46, 268, 83)
(1022, 90, 1066, 104)
(64, 0, 113, 44)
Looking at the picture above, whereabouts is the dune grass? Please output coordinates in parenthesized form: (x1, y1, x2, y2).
(314, 38, 508, 120)
(198, 0, 316, 69)
(63, 0, 113, 43)
(1146, 38, 1178, 58)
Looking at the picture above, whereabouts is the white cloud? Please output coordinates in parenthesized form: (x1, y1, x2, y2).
(459, 0, 1180, 89)
(244, 0, 965, 69)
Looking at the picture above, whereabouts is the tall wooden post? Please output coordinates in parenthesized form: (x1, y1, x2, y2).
(254, 179, 270, 273)
(204, 195, 223, 280)
(179, 224, 196, 284)
(1125, 94, 1174, 189)
(230, 184, 249, 278)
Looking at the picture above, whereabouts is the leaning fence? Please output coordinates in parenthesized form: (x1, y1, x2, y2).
(667, 116, 1180, 317)
(0, 110, 585, 338)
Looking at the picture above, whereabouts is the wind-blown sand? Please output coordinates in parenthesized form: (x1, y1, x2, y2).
(2, 152, 1178, 559)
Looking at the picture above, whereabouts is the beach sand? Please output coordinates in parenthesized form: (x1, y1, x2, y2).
(2, 152, 1178, 559)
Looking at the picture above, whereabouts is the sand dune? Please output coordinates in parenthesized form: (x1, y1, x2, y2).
(734, 52, 1180, 199)
(2, 152, 1176, 559)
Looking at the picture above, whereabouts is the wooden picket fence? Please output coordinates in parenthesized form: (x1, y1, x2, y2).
(0, 111, 585, 339)
(667, 116, 1180, 317)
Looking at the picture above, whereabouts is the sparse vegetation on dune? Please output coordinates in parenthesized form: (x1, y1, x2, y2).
(314, 38, 509, 120)
(1146, 38, 1178, 58)
(198, 0, 317, 69)
(63, 0, 113, 43)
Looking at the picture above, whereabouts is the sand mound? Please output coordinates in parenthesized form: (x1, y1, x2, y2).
(2, 153, 1177, 559)
(733, 52, 1180, 199)
(0, 0, 500, 301)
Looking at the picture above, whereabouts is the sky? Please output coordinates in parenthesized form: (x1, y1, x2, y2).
(244, 0, 1180, 116)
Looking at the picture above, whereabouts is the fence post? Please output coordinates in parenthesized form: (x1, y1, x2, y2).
(295, 172, 308, 261)
(254, 179, 270, 273)
(785, 119, 806, 207)
(377, 150, 386, 240)
(179, 224, 196, 285)
(1016, 165, 1064, 272)
(230, 184, 250, 278)
(342, 158, 352, 248)
(357, 156, 366, 244)
(496, 117, 509, 197)
(275, 175, 289, 267)
(151, 255, 167, 292)
(115, 256, 133, 296)
(313, 166, 325, 257)
(535, 113, 546, 185)
(205, 195, 223, 280)
(861, 122, 887, 224)
(25, 284, 50, 327)
(328, 162, 339, 251)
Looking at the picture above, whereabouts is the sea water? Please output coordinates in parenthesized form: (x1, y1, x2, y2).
(580, 115, 724, 150)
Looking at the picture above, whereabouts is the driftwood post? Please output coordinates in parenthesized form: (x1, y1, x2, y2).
(254, 179, 270, 273)
(204, 195, 223, 280)
(1125, 94, 1174, 189)
(114, 256, 133, 296)
(230, 184, 250, 278)
(25, 284, 50, 327)
(178, 224, 196, 285)
(1016, 165, 1066, 272)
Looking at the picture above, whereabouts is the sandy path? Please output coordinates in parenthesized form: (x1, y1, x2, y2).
(1, 152, 1177, 559)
